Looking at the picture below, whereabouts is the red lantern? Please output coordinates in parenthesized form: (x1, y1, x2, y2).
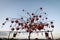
(6, 18, 9, 20)
(16, 27, 19, 30)
(39, 15, 42, 18)
(15, 20, 19, 23)
(50, 21, 53, 24)
(32, 13, 34, 15)
(40, 23, 44, 28)
(11, 28, 15, 31)
(40, 7, 42, 10)
(38, 23, 44, 30)
(11, 20, 14, 23)
(51, 25, 54, 28)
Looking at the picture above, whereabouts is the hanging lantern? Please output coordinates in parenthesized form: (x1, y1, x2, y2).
(39, 15, 42, 18)
(11, 28, 15, 31)
(40, 7, 42, 10)
(6, 18, 9, 20)
(51, 25, 54, 28)
(11, 20, 14, 23)
(45, 32, 49, 37)
(39, 23, 44, 29)
(50, 21, 53, 24)
(32, 13, 34, 15)
(16, 27, 19, 30)
(15, 20, 18, 23)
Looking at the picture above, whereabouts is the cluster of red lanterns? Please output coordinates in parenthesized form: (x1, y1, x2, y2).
(2, 7, 54, 38)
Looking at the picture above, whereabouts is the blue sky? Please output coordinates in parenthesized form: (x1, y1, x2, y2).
(0, 0, 60, 39)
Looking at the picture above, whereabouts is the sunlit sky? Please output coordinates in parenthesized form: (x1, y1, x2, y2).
(0, 0, 60, 39)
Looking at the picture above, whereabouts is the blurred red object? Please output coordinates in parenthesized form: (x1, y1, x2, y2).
(15, 20, 19, 23)
(11, 28, 15, 31)
(16, 27, 19, 30)
(37, 23, 44, 30)
(40, 7, 42, 10)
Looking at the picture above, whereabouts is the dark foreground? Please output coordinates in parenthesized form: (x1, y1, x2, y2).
(0, 38, 60, 40)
